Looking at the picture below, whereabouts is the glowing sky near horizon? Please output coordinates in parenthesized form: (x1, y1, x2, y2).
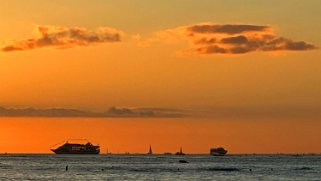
(0, 0, 320, 153)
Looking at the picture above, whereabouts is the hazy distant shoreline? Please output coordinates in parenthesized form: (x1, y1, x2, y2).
(0, 106, 185, 118)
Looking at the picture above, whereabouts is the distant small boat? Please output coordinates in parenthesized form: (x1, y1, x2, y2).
(210, 147, 228, 156)
(51, 140, 100, 154)
(147, 145, 153, 155)
(106, 148, 112, 155)
(175, 147, 185, 155)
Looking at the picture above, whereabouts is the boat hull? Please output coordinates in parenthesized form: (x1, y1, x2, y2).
(210, 147, 228, 156)
(210, 153, 227, 156)
(51, 149, 99, 154)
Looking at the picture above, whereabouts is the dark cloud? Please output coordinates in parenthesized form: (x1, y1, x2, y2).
(2, 25, 123, 52)
(259, 37, 316, 52)
(197, 45, 227, 54)
(169, 23, 318, 55)
(279, 39, 316, 51)
(197, 36, 316, 55)
(188, 24, 268, 35)
(221, 35, 248, 44)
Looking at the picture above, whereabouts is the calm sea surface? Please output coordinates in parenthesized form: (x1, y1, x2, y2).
(0, 154, 320, 180)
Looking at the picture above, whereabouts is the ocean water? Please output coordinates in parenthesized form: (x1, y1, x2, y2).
(0, 154, 320, 180)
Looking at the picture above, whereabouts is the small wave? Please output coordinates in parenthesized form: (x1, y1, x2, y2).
(131, 167, 179, 172)
(294, 167, 312, 171)
(206, 167, 240, 172)
(103, 166, 180, 172)
(0, 165, 13, 170)
(32, 167, 57, 171)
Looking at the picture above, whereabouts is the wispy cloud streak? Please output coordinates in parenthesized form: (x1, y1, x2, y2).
(2, 25, 123, 52)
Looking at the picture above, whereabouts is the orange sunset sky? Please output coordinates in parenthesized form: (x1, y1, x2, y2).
(0, 0, 321, 153)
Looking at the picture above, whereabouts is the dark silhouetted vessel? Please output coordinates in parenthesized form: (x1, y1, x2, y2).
(147, 145, 153, 155)
(175, 147, 185, 155)
(51, 140, 100, 154)
(210, 147, 228, 156)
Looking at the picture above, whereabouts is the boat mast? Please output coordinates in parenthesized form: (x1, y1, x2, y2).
(148, 145, 153, 155)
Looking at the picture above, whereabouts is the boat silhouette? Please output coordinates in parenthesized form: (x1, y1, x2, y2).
(50, 140, 100, 154)
(210, 147, 228, 156)
(175, 147, 185, 155)
(147, 145, 153, 155)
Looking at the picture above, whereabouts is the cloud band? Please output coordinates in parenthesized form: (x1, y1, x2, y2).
(156, 22, 317, 55)
(2, 25, 123, 52)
